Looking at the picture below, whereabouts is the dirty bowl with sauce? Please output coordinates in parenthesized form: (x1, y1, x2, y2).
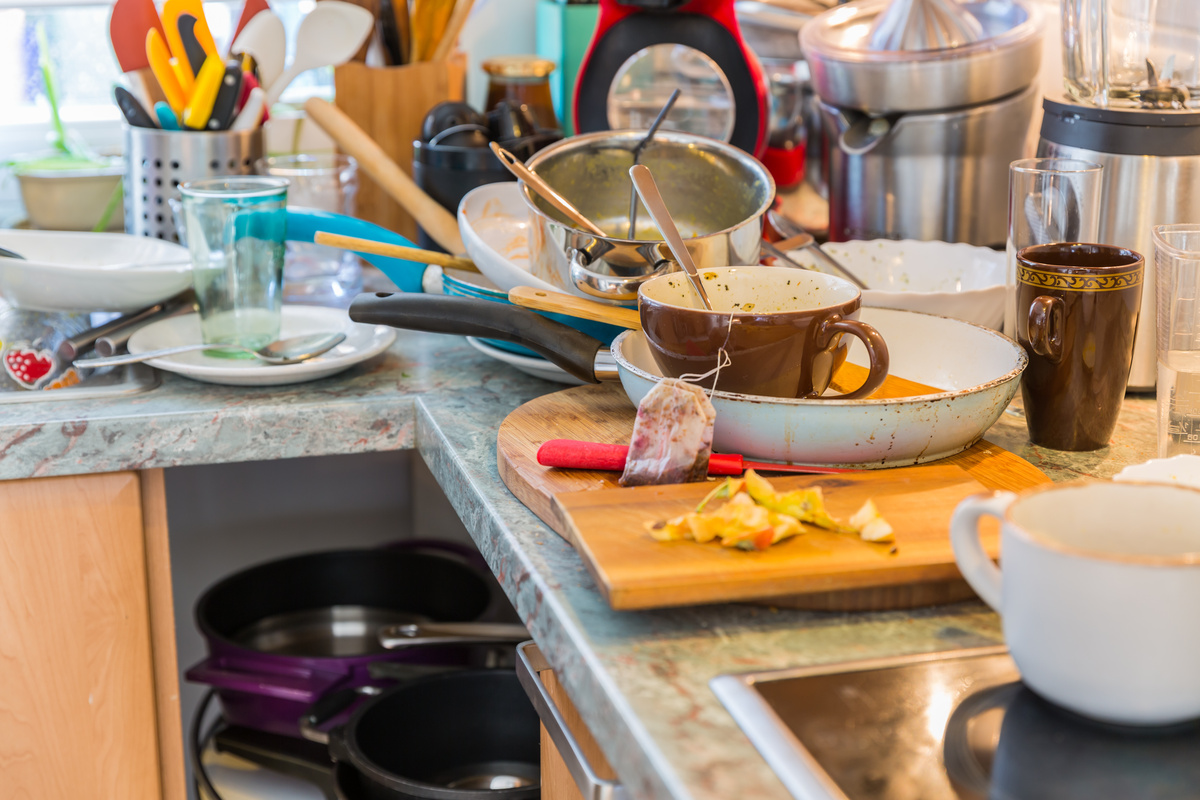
(638, 266, 889, 398)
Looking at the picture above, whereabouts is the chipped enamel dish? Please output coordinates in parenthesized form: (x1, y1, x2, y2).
(612, 306, 1027, 467)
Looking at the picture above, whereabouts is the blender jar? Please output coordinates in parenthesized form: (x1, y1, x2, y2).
(1063, 0, 1200, 108)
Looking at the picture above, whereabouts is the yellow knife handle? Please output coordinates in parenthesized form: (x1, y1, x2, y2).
(146, 29, 187, 113)
(182, 54, 223, 130)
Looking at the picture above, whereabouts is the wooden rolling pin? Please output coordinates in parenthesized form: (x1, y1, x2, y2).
(304, 97, 465, 254)
(315, 231, 480, 273)
(507, 286, 943, 399)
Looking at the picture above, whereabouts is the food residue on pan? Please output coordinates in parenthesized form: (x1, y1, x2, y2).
(646, 470, 894, 551)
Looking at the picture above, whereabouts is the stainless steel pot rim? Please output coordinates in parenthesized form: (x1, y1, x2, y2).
(611, 306, 1028, 406)
(519, 129, 776, 244)
(801, 0, 1042, 64)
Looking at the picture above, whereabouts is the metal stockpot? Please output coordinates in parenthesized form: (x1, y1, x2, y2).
(522, 130, 774, 305)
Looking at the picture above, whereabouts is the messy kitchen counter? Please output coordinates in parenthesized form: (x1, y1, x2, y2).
(0, 324, 1157, 800)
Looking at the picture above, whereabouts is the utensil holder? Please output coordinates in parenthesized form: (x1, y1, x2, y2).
(333, 56, 466, 241)
(124, 126, 265, 242)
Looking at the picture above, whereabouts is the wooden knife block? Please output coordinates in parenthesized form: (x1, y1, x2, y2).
(333, 56, 466, 240)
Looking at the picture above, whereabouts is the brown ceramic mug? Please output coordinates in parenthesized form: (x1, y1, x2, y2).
(1015, 243, 1144, 451)
(637, 266, 889, 398)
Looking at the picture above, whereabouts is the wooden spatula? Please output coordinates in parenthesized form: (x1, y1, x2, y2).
(507, 286, 944, 399)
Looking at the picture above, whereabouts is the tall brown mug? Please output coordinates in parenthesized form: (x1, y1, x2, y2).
(1016, 243, 1144, 451)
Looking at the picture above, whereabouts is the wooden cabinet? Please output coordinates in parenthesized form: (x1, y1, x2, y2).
(0, 470, 185, 800)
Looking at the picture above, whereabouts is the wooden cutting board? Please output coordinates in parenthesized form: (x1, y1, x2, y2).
(497, 384, 1051, 611)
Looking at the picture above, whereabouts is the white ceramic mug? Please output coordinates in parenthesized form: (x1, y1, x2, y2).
(950, 481, 1200, 726)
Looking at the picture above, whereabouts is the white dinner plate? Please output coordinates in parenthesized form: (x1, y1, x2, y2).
(128, 305, 395, 386)
(465, 337, 583, 386)
(0, 230, 193, 313)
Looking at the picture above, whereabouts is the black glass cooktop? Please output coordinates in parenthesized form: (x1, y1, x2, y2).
(711, 648, 1200, 800)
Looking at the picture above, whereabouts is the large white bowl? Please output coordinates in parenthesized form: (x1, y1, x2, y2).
(457, 182, 558, 294)
(0, 230, 193, 313)
(785, 239, 1006, 330)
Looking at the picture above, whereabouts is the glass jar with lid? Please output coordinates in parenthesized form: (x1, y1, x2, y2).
(482, 56, 559, 130)
(1063, 0, 1200, 109)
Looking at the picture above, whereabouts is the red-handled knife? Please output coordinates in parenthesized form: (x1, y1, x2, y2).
(536, 439, 859, 476)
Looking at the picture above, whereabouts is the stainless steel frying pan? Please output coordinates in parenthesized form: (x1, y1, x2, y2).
(349, 294, 1026, 468)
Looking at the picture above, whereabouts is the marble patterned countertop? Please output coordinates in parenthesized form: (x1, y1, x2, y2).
(0, 332, 1161, 800)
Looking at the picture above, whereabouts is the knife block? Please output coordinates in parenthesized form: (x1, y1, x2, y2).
(333, 56, 466, 240)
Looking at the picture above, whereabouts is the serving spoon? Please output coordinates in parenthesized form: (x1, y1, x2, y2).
(490, 142, 608, 237)
(74, 331, 346, 368)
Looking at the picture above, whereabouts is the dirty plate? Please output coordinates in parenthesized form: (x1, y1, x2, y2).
(457, 182, 558, 294)
(127, 305, 395, 386)
(0, 230, 193, 313)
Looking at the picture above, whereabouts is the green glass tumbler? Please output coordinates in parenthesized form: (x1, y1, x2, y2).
(178, 177, 288, 356)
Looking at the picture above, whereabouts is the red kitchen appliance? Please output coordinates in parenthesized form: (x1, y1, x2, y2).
(573, 0, 770, 157)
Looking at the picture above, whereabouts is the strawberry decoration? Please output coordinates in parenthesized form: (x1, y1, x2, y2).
(4, 343, 57, 390)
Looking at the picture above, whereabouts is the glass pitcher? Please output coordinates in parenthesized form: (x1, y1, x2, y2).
(1063, 0, 1200, 109)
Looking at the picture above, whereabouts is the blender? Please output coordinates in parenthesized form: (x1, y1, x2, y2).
(1038, 0, 1200, 390)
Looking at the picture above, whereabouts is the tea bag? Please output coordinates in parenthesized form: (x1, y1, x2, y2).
(619, 378, 716, 487)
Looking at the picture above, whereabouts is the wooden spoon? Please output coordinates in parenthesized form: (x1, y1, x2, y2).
(507, 286, 943, 399)
(315, 231, 479, 273)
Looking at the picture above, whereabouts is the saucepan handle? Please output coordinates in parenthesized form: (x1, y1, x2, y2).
(819, 317, 890, 400)
(378, 621, 530, 649)
(298, 684, 384, 745)
(348, 293, 605, 384)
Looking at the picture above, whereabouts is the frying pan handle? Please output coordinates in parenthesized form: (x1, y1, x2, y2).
(298, 684, 384, 746)
(348, 293, 606, 384)
(820, 317, 890, 400)
(286, 207, 431, 294)
(378, 622, 530, 649)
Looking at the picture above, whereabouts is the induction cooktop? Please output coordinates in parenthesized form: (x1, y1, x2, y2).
(711, 647, 1200, 800)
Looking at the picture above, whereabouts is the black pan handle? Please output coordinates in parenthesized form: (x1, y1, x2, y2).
(298, 685, 383, 746)
(349, 293, 604, 384)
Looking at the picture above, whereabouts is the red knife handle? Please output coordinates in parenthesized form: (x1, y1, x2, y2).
(538, 439, 744, 474)
(538, 439, 629, 471)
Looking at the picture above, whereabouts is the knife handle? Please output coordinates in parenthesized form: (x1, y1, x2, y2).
(537, 439, 746, 475)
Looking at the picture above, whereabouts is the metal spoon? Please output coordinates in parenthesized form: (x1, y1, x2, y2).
(627, 88, 681, 238)
(73, 331, 346, 368)
(767, 210, 869, 290)
(490, 142, 608, 237)
(629, 164, 713, 310)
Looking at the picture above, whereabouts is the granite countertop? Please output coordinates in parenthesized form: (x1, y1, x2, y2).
(0, 331, 1160, 799)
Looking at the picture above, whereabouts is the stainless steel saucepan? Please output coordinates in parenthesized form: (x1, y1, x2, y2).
(348, 293, 1027, 468)
(521, 130, 775, 305)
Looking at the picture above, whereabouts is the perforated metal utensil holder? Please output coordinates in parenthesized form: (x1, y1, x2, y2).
(124, 126, 264, 242)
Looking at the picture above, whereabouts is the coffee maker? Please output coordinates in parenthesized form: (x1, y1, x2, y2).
(1039, 0, 1200, 391)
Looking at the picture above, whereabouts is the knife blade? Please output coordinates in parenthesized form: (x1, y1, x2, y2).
(536, 439, 859, 476)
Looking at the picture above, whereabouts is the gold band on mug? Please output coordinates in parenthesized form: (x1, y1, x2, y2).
(1017, 265, 1144, 292)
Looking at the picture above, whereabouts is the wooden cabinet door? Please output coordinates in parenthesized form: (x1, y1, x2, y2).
(0, 472, 164, 799)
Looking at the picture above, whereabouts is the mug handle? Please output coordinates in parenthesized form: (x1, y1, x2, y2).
(1027, 296, 1064, 363)
(818, 317, 889, 400)
(949, 491, 1016, 610)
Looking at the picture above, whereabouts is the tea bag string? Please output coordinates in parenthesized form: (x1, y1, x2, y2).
(677, 312, 736, 395)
